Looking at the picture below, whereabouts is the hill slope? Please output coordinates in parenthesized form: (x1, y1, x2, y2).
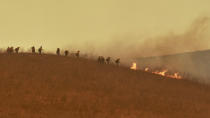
(0, 53, 210, 118)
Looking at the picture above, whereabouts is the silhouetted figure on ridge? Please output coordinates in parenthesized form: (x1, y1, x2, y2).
(64, 50, 69, 56)
(98, 56, 101, 63)
(106, 57, 111, 64)
(101, 56, 105, 64)
(56, 48, 60, 56)
(7, 47, 14, 54)
(7, 47, 10, 54)
(10, 47, 14, 54)
(38, 46, 43, 55)
(31, 46, 35, 54)
(75, 50, 80, 58)
(115, 58, 120, 66)
(98, 56, 105, 64)
(15, 47, 20, 54)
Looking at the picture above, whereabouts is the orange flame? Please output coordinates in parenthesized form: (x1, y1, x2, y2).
(152, 69, 168, 76)
(131, 64, 182, 79)
(144, 67, 182, 79)
(167, 72, 182, 79)
(130, 62, 137, 70)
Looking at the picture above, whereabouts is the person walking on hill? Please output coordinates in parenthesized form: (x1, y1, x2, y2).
(75, 50, 80, 58)
(7, 47, 10, 54)
(106, 57, 111, 64)
(15, 47, 20, 54)
(38, 46, 43, 55)
(10, 47, 14, 54)
(31, 46, 35, 54)
(115, 58, 120, 66)
(56, 48, 60, 56)
(64, 50, 69, 56)
(101, 56, 105, 64)
(98, 56, 105, 64)
(98, 56, 102, 64)
(7, 47, 14, 54)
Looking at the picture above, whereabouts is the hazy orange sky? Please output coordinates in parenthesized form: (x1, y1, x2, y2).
(0, 0, 210, 56)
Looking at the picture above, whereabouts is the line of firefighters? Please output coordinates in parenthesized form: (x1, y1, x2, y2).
(7, 47, 20, 54)
(56, 48, 80, 57)
(6, 46, 80, 57)
(6, 46, 120, 65)
(30, 46, 80, 57)
(98, 56, 120, 66)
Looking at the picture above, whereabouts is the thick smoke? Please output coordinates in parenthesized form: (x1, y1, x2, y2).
(130, 17, 210, 84)
(104, 16, 210, 59)
(66, 16, 210, 61)
(70, 16, 210, 83)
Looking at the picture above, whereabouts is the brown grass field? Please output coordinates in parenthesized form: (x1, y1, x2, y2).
(0, 53, 210, 118)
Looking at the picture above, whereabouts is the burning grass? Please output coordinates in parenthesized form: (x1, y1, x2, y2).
(130, 62, 182, 79)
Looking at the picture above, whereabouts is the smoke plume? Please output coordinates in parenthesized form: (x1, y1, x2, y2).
(71, 16, 210, 83)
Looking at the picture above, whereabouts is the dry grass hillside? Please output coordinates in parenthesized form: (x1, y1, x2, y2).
(0, 53, 210, 118)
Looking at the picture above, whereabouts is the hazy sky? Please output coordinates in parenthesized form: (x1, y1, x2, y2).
(0, 0, 210, 55)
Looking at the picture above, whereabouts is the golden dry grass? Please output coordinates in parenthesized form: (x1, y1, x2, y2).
(0, 53, 210, 118)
